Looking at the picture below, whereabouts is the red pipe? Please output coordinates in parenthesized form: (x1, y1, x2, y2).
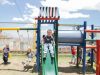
(35, 17, 60, 20)
(85, 30, 100, 33)
(96, 40, 100, 75)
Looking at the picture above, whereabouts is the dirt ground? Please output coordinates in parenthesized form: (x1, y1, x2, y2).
(58, 54, 95, 75)
(0, 54, 95, 75)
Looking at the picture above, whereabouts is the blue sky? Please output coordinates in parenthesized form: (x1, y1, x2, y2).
(0, 0, 100, 38)
(0, 0, 100, 27)
(0, 0, 100, 48)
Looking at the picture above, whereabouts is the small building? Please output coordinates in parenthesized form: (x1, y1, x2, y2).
(0, 33, 33, 51)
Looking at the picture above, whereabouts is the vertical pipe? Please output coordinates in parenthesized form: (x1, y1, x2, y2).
(54, 7, 55, 17)
(52, 7, 54, 17)
(45, 7, 48, 23)
(44, 7, 46, 23)
(91, 25, 94, 67)
(42, 7, 44, 18)
(53, 20, 58, 75)
(33, 20, 37, 51)
(39, 7, 42, 17)
(76, 26, 80, 68)
(82, 21, 87, 75)
(46, 7, 48, 17)
(49, 7, 51, 18)
(50, 7, 52, 17)
(55, 7, 57, 18)
(55, 20, 58, 65)
(41, 7, 43, 17)
(36, 20, 41, 72)
(44, 7, 46, 18)
(56, 7, 59, 18)
(42, 7, 44, 23)
(96, 40, 100, 75)
(39, 7, 41, 17)
(77, 46, 79, 68)
(49, 7, 51, 23)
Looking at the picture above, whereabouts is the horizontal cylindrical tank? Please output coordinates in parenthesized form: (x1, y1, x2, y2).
(58, 30, 83, 43)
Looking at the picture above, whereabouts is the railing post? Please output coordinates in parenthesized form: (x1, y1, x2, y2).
(96, 40, 100, 75)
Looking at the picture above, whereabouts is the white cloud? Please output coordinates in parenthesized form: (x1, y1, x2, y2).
(25, 3, 39, 18)
(12, 3, 39, 23)
(23, 24, 34, 28)
(41, 0, 100, 18)
(13, 17, 24, 22)
(60, 12, 89, 18)
(12, 0, 100, 21)
(0, 0, 15, 5)
(26, 3, 34, 9)
(41, 0, 100, 11)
